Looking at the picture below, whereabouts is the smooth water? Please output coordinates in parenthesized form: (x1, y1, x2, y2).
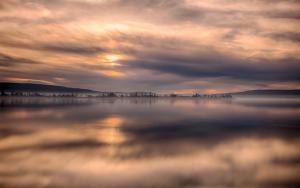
(0, 97, 300, 188)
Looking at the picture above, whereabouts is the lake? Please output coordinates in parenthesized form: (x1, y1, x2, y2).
(0, 97, 300, 188)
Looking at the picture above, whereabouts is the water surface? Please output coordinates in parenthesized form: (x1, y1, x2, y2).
(0, 97, 300, 188)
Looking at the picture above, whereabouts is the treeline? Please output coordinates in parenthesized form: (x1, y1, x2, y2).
(0, 91, 158, 98)
(192, 93, 232, 98)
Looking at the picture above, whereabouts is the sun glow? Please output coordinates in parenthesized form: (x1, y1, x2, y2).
(96, 70, 124, 78)
(100, 54, 123, 66)
(106, 54, 119, 62)
(96, 54, 125, 77)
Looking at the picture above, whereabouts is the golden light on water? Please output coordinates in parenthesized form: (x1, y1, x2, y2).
(98, 128, 127, 144)
(96, 117, 127, 144)
(100, 117, 124, 127)
(0, 98, 300, 188)
(0, 0, 299, 186)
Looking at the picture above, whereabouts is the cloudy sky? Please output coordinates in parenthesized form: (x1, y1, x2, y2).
(0, 0, 300, 93)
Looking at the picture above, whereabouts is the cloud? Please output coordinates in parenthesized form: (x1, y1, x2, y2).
(126, 55, 300, 82)
(40, 43, 106, 55)
(0, 53, 40, 67)
(266, 32, 300, 43)
(0, 0, 299, 92)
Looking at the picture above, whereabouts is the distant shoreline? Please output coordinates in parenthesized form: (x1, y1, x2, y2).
(1, 82, 300, 98)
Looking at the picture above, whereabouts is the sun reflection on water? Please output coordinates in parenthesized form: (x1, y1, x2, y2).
(0, 97, 299, 188)
(93, 116, 127, 144)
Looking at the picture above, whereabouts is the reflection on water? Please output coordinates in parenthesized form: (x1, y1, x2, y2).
(0, 97, 300, 188)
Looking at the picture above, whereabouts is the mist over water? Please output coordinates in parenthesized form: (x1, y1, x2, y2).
(0, 97, 300, 188)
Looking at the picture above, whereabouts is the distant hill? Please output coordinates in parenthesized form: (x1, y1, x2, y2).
(0, 82, 97, 93)
(232, 90, 300, 96)
(0, 83, 159, 97)
(2, 83, 300, 97)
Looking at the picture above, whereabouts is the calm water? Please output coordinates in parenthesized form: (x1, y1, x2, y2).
(0, 97, 300, 188)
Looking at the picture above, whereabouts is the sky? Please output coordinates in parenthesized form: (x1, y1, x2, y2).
(0, 0, 300, 94)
